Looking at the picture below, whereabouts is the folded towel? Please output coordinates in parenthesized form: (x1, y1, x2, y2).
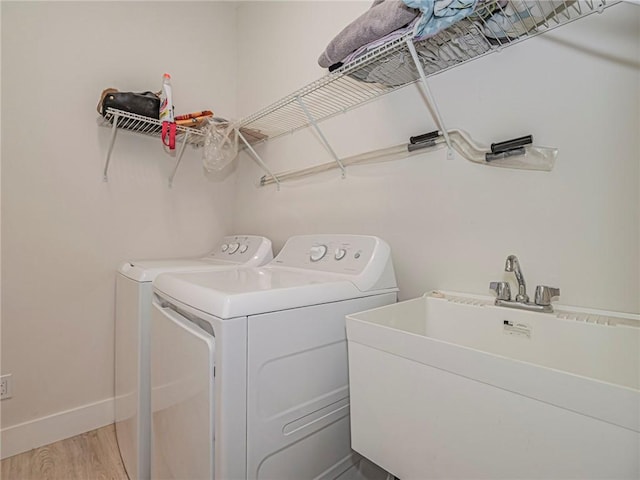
(404, 0, 479, 40)
(318, 0, 419, 68)
(341, 16, 420, 66)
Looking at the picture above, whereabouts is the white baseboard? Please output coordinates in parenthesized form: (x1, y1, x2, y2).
(0, 397, 115, 459)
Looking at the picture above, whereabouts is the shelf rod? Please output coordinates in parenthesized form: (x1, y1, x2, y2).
(405, 38, 455, 159)
(237, 129, 281, 189)
(168, 132, 190, 188)
(295, 96, 346, 178)
(103, 113, 119, 182)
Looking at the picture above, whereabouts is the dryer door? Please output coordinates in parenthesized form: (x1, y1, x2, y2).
(151, 299, 215, 480)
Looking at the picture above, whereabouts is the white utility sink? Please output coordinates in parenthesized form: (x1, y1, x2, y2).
(346, 291, 640, 480)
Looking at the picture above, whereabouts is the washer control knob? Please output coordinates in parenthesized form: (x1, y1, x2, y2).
(239, 244, 249, 254)
(221, 244, 229, 252)
(310, 245, 328, 262)
(227, 243, 240, 254)
(334, 248, 347, 261)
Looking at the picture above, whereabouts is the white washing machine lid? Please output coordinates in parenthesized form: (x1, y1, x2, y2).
(153, 267, 397, 319)
(118, 258, 242, 283)
(118, 235, 273, 282)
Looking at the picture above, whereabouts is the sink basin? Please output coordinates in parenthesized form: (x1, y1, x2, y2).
(345, 291, 640, 480)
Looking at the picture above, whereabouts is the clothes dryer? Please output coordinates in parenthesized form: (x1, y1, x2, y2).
(115, 235, 272, 480)
(150, 234, 398, 480)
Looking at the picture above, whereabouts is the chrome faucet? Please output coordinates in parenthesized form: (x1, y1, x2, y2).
(489, 255, 560, 313)
(505, 255, 528, 303)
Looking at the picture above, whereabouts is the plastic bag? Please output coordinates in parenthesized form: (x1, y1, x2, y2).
(203, 118, 238, 173)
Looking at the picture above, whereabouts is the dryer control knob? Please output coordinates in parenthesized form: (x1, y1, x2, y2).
(310, 245, 328, 262)
(239, 244, 249, 254)
(228, 243, 240, 254)
(221, 244, 229, 252)
(334, 248, 347, 261)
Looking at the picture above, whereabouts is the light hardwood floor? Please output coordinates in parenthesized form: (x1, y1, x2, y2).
(1, 424, 129, 480)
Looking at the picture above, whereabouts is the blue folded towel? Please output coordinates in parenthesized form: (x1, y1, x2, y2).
(404, 0, 478, 40)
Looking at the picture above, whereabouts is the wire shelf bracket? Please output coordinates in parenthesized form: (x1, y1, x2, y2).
(237, 129, 282, 190)
(100, 107, 205, 186)
(168, 132, 191, 188)
(296, 96, 347, 178)
(405, 38, 455, 160)
(103, 112, 120, 182)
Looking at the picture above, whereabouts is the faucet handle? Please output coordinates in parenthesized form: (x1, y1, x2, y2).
(535, 285, 560, 306)
(490, 281, 511, 301)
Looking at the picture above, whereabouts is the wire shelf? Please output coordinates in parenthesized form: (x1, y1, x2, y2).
(100, 108, 206, 147)
(238, 0, 618, 142)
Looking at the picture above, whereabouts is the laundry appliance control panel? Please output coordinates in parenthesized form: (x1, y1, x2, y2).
(271, 234, 391, 278)
(206, 235, 273, 264)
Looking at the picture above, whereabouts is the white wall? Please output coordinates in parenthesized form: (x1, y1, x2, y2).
(234, 1, 640, 314)
(0, 0, 638, 460)
(1, 1, 238, 453)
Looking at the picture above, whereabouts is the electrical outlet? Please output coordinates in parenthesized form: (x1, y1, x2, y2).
(1, 374, 13, 400)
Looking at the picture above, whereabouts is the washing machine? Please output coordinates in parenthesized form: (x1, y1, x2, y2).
(150, 234, 398, 480)
(115, 235, 273, 480)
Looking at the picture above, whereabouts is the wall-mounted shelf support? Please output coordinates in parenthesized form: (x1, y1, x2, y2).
(100, 108, 205, 186)
(103, 112, 120, 182)
(237, 129, 281, 189)
(295, 96, 347, 178)
(405, 39, 454, 160)
(258, 129, 558, 186)
(168, 132, 191, 188)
